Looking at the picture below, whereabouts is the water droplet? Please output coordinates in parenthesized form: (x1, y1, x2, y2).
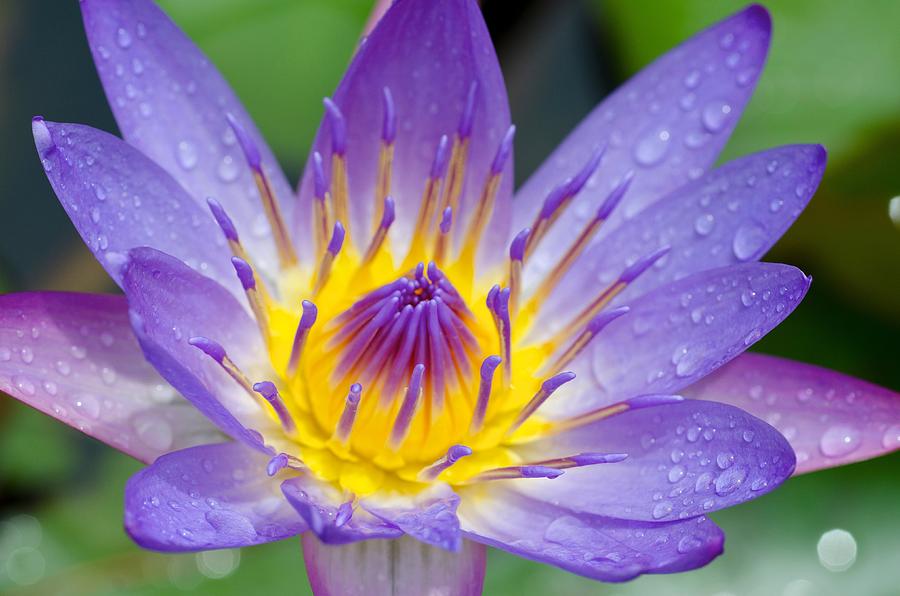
(817, 529, 857, 572)
(677, 534, 703, 554)
(132, 413, 174, 451)
(176, 141, 198, 170)
(701, 101, 732, 133)
(740, 290, 757, 306)
(882, 424, 900, 449)
(742, 430, 755, 443)
(683, 69, 701, 89)
(116, 27, 132, 49)
(667, 465, 686, 483)
(71, 393, 100, 419)
(13, 376, 36, 396)
(217, 155, 240, 182)
(714, 466, 747, 496)
(694, 213, 715, 236)
(90, 207, 101, 224)
(651, 501, 673, 519)
(633, 129, 671, 167)
(716, 452, 735, 470)
(732, 223, 767, 260)
(819, 425, 861, 457)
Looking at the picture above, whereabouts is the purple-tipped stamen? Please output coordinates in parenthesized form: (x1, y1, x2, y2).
(525, 146, 608, 260)
(553, 394, 685, 433)
(323, 98, 347, 156)
(230, 257, 271, 340)
(469, 355, 501, 433)
(566, 143, 606, 197)
(555, 247, 672, 345)
(253, 381, 297, 433)
(491, 125, 516, 175)
(312, 151, 328, 200)
(620, 246, 671, 283)
(327, 221, 345, 256)
(267, 452, 289, 477)
(523, 452, 629, 471)
(188, 336, 226, 363)
(361, 197, 396, 266)
(439, 207, 453, 235)
(626, 393, 685, 409)
(388, 363, 425, 449)
(314, 222, 345, 295)
(231, 256, 256, 290)
(381, 87, 396, 144)
(431, 135, 451, 180)
(381, 196, 396, 229)
(508, 371, 577, 434)
(418, 444, 473, 481)
(189, 336, 256, 396)
(287, 300, 318, 377)
(227, 113, 297, 267)
(596, 171, 634, 220)
(508, 228, 530, 315)
(530, 173, 635, 308)
(458, 82, 478, 139)
(545, 306, 631, 373)
(471, 465, 564, 482)
(206, 197, 239, 243)
(225, 112, 262, 170)
(333, 383, 362, 444)
(509, 228, 530, 263)
(486, 286, 512, 385)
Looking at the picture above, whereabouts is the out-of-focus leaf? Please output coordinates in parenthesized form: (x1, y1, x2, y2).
(157, 0, 371, 175)
(0, 402, 76, 487)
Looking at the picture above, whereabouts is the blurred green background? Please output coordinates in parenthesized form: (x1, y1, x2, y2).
(1, 0, 899, 594)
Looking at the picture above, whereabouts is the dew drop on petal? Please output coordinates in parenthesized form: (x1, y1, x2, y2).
(694, 213, 715, 236)
(116, 27, 132, 49)
(732, 223, 767, 261)
(819, 425, 862, 457)
(882, 424, 900, 449)
(633, 129, 670, 167)
(177, 141, 198, 171)
(701, 100, 732, 133)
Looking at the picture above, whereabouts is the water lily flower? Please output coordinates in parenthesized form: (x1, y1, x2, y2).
(2, 0, 898, 593)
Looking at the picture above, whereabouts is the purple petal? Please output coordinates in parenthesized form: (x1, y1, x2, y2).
(33, 119, 239, 295)
(546, 262, 810, 418)
(528, 145, 826, 338)
(0, 292, 219, 463)
(281, 476, 401, 545)
(362, 487, 462, 551)
(685, 353, 900, 474)
(514, 6, 771, 285)
(121, 247, 271, 451)
(302, 534, 485, 596)
(125, 441, 305, 551)
(297, 0, 513, 271)
(459, 485, 723, 582)
(512, 400, 794, 522)
(80, 0, 299, 269)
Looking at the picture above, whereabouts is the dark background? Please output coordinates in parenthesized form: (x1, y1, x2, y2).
(1, 0, 898, 593)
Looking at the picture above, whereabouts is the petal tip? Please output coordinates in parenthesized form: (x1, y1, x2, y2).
(742, 4, 773, 33)
(32, 116, 53, 156)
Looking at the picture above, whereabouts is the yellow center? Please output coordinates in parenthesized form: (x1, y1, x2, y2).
(260, 244, 553, 497)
